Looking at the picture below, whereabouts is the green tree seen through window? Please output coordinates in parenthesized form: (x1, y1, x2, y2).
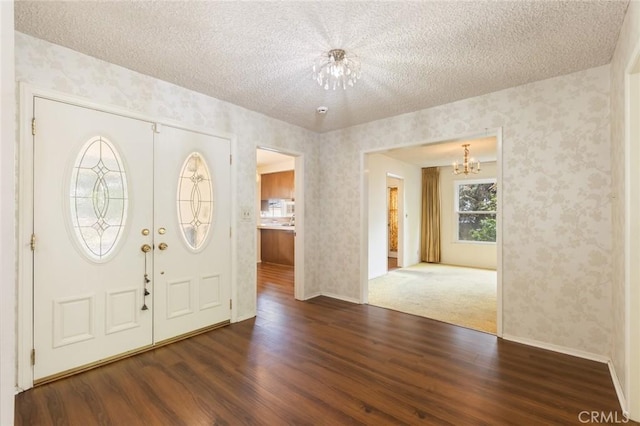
(456, 181, 497, 242)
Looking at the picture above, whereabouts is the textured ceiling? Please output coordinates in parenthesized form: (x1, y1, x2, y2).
(15, 1, 629, 133)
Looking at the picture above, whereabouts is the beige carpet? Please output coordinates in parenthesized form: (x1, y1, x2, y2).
(368, 263, 497, 334)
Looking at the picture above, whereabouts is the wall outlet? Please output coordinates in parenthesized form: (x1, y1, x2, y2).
(241, 207, 252, 222)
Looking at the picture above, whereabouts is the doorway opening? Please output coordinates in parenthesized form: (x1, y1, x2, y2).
(256, 147, 302, 302)
(363, 133, 501, 335)
(386, 176, 403, 271)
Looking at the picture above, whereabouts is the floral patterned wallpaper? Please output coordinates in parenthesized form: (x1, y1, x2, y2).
(16, 30, 617, 361)
(318, 65, 613, 356)
(15, 32, 323, 321)
(610, 0, 640, 401)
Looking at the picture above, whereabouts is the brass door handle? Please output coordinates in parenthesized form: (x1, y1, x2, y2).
(141, 244, 152, 253)
(158, 242, 168, 251)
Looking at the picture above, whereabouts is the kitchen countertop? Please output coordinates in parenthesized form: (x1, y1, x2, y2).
(258, 224, 295, 231)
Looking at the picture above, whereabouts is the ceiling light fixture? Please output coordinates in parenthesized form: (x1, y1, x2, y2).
(312, 49, 361, 90)
(453, 144, 481, 175)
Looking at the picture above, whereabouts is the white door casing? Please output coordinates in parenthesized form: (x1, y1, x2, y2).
(153, 125, 231, 342)
(33, 97, 154, 381)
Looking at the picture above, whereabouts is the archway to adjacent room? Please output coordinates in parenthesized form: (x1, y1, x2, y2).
(255, 147, 305, 304)
(362, 131, 502, 336)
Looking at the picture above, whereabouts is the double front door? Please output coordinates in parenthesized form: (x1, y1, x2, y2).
(32, 97, 231, 382)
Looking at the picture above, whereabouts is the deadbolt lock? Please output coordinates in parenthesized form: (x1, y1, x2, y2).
(158, 227, 166, 235)
(141, 228, 150, 236)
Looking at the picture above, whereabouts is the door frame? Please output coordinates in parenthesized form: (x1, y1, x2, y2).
(359, 128, 504, 337)
(17, 83, 238, 390)
(386, 175, 404, 268)
(255, 145, 305, 301)
(625, 38, 640, 421)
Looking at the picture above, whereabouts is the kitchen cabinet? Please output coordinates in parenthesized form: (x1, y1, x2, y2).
(261, 170, 294, 200)
(260, 229, 294, 266)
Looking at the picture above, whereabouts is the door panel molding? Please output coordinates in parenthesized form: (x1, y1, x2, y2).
(105, 287, 141, 334)
(52, 294, 95, 348)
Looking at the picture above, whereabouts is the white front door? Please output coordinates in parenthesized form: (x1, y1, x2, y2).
(153, 125, 231, 342)
(33, 97, 155, 381)
(32, 98, 231, 382)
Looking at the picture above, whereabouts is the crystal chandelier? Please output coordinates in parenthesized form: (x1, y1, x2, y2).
(312, 49, 361, 90)
(453, 144, 481, 175)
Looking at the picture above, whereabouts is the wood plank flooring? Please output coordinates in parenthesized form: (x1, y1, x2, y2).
(388, 256, 398, 271)
(15, 263, 630, 425)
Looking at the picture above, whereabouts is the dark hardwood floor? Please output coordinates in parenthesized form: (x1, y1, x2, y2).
(15, 262, 630, 425)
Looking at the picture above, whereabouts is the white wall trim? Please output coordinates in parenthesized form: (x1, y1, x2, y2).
(299, 291, 360, 304)
(624, 34, 640, 422)
(504, 332, 627, 415)
(16, 83, 239, 391)
(0, 2, 16, 424)
(495, 128, 504, 337)
(502, 336, 628, 417)
(235, 313, 257, 323)
(230, 133, 239, 324)
(609, 360, 630, 419)
(502, 334, 609, 363)
(359, 151, 369, 304)
(17, 83, 34, 392)
(320, 292, 361, 305)
(303, 291, 322, 300)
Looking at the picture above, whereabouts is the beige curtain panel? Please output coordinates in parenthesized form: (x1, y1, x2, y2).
(421, 167, 441, 263)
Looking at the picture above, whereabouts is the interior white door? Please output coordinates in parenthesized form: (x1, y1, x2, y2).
(152, 125, 231, 343)
(32, 97, 155, 381)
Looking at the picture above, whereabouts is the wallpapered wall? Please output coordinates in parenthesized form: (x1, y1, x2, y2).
(318, 65, 613, 356)
(14, 32, 322, 320)
(610, 0, 640, 401)
(16, 31, 616, 359)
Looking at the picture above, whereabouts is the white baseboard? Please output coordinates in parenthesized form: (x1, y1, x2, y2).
(320, 292, 361, 304)
(502, 334, 629, 415)
(608, 360, 629, 417)
(301, 290, 361, 304)
(234, 312, 256, 323)
(302, 291, 322, 300)
(502, 334, 609, 363)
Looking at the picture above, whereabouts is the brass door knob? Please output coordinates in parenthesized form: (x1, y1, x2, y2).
(158, 242, 168, 251)
(141, 244, 152, 253)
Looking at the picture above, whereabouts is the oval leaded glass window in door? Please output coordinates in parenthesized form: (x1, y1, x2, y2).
(177, 152, 213, 250)
(70, 136, 128, 261)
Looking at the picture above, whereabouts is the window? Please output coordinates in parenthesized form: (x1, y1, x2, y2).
(69, 136, 128, 261)
(454, 179, 497, 243)
(177, 152, 213, 251)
